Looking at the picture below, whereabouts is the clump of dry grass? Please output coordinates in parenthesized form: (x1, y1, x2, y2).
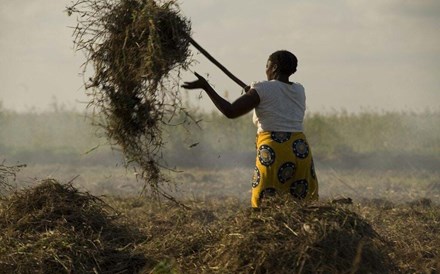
(67, 0, 193, 198)
(0, 179, 150, 273)
(202, 202, 394, 273)
(0, 163, 25, 197)
(114, 197, 395, 273)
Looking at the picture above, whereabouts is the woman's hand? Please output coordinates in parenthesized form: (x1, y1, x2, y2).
(181, 72, 259, 119)
(181, 72, 210, 90)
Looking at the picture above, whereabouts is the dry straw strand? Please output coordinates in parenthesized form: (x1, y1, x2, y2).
(0, 163, 26, 197)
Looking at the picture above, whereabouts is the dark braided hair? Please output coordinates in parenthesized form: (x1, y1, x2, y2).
(269, 50, 298, 75)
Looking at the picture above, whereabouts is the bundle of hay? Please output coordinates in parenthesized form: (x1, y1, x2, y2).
(202, 202, 395, 273)
(132, 198, 397, 273)
(67, 0, 193, 198)
(0, 179, 149, 273)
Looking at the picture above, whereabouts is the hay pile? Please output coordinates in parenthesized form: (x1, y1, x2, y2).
(67, 0, 193, 197)
(202, 203, 394, 273)
(130, 198, 396, 273)
(0, 179, 149, 273)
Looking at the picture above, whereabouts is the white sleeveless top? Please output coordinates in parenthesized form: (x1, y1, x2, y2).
(251, 80, 305, 133)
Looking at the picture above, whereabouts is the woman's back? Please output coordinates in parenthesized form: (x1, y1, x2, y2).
(252, 80, 306, 133)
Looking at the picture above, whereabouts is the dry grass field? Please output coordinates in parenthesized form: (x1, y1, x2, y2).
(1, 164, 439, 273)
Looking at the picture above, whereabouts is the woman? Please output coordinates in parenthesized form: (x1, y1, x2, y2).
(182, 50, 318, 207)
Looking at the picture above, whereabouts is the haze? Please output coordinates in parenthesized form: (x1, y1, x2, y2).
(1, 0, 439, 113)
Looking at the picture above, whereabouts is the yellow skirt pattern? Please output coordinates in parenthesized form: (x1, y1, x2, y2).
(251, 131, 319, 208)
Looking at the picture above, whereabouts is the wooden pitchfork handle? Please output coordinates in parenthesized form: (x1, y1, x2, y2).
(188, 37, 247, 89)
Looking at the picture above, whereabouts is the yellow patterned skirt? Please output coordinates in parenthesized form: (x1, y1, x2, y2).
(251, 131, 319, 208)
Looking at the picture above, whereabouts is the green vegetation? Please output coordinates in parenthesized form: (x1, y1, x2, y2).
(305, 110, 440, 157)
(3, 107, 439, 170)
(0, 108, 115, 166)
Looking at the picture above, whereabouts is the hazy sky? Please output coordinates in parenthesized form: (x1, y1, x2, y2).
(1, 0, 439, 113)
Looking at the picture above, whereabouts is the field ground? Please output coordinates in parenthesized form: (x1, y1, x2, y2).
(13, 164, 440, 205)
(1, 163, 439, 273)
(1, 102, 440, 272)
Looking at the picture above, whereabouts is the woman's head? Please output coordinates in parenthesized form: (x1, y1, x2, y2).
(266, 50, 298, 80)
